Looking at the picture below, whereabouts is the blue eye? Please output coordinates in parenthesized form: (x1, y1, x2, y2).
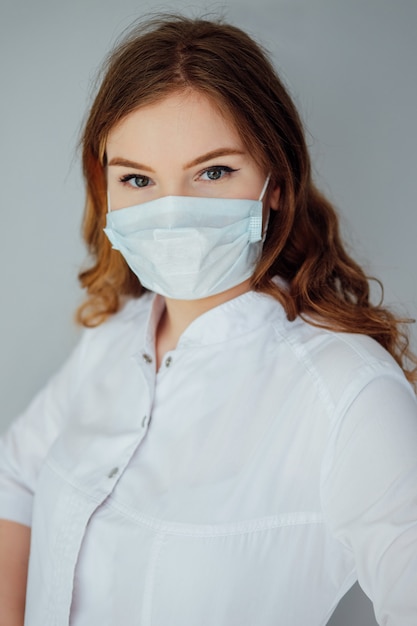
(120, 174, 151, 188)
(200, 166, 237, 181)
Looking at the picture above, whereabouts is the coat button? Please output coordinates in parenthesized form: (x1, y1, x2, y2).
(165, 356, 172, 367)
(108, 467, 119, 478)
(142, 353, 153, 364)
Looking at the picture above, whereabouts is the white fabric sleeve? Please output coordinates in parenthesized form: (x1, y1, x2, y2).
(0, 331, 90, 527)
(321, 373, 417, 626)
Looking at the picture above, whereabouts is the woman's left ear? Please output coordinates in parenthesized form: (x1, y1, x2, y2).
(269, 185, 281, 211)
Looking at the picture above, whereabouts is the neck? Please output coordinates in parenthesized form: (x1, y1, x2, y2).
(155, 279, 252, 368)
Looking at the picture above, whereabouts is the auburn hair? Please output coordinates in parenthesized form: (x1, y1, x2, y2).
(77, 14, 416, 386)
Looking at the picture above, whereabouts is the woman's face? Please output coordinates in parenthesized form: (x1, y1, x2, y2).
(106, 90, 280, 213)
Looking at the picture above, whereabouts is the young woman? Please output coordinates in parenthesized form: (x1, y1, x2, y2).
(1, 15, 416, 626)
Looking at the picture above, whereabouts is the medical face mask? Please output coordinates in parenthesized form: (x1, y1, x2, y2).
(103, 177, 270, 300)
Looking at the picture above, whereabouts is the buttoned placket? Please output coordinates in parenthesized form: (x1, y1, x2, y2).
(94, 351, 156, 495)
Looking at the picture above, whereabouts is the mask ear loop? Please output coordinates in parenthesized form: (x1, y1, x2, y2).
(258, 174, 271, 202)
(259, 174, 271, 240)
(107, 190, 112, 213)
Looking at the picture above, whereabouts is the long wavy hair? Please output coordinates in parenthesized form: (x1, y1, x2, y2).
(78, 15, 416, 386)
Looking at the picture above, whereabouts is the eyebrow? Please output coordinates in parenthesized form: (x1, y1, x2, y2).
(107, 148, 245, 173)
(107, 157, 155, 173)
(183, 148, 245, 169)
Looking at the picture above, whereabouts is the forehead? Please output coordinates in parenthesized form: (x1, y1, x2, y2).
(105, 90, 245, 160)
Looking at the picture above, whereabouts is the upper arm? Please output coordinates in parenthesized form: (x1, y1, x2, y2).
(0, 331, 89, 526)
(321, 375, 417, 625)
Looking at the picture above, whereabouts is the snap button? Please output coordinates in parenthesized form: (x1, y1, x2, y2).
(108, 467, 119, 479)
(142, 353, 153, 364)
(165, 356, 172, 368)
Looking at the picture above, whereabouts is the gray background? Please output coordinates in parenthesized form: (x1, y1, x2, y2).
(1, 1, 416, 624)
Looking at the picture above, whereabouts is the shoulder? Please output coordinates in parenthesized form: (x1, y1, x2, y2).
(271, 313, 412, 417)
